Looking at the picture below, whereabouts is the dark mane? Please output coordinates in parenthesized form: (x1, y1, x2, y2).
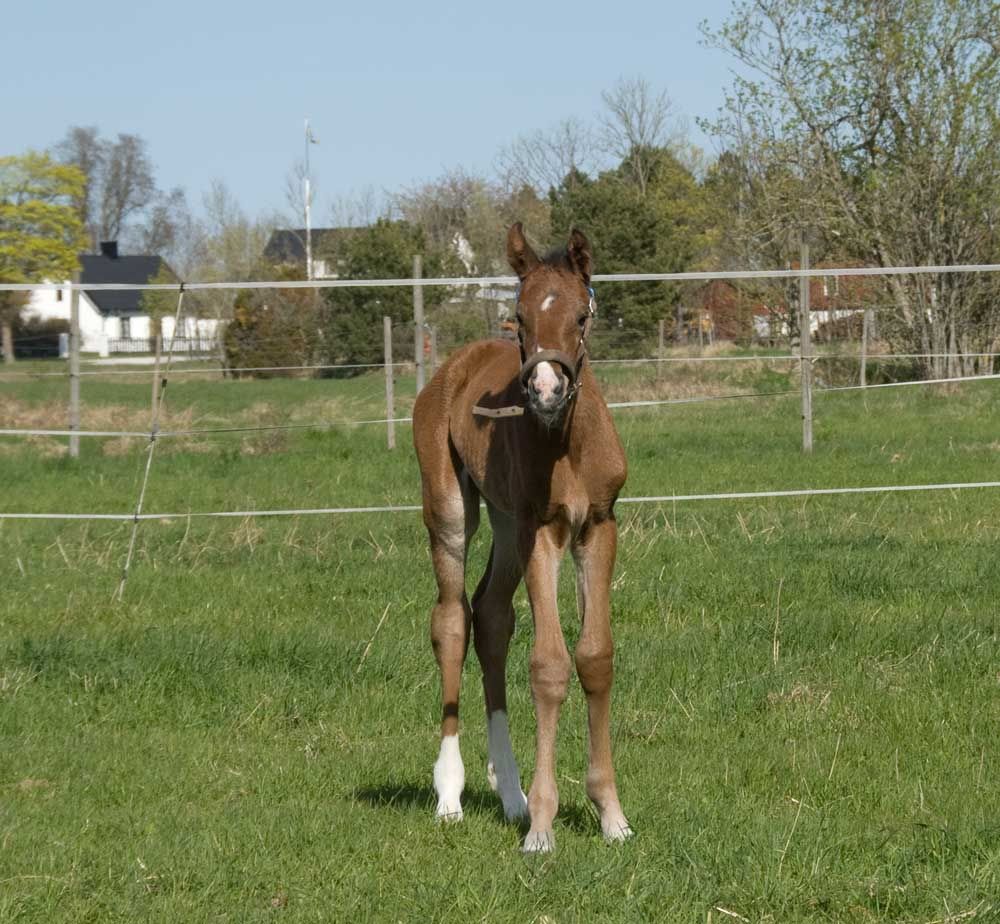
(540, 246, 574, 271)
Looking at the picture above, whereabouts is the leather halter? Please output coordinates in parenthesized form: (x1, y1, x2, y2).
(473, 286, 596, 420)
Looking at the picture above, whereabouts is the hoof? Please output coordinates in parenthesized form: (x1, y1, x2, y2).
(602, 819, 634, 843)
(522, 830, 555, 853)
(502, 790, 529, 822)
(436, 800, 464, 823)
(487, 761, 528, 821)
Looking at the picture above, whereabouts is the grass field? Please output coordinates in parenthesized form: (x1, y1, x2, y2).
(1, 353, 999, 922)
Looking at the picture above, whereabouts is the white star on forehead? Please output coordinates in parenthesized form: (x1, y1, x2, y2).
(540, 294, 557, 311)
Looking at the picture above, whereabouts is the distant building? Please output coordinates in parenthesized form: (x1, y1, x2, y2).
(696, 264, 876, 342)
(263, 228, 359, 279)
(25, 241, 218, 355)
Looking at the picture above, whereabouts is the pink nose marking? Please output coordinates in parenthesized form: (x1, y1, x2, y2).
(531, 361, 561, 402)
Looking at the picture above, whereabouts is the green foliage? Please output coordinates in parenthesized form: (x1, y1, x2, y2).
(138, 264, 182, 337)
(319, 219, 455, 371)
(222, 276, 320, 379)
(550, 150, 709, 343)
(0, 152, 86, 285)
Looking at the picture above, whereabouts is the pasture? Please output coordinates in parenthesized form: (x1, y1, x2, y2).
(1, 356, 998, 922)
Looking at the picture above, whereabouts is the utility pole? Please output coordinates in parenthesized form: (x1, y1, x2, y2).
(304, 119, 318, 281)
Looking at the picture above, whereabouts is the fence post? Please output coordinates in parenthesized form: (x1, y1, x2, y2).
(384, 316, 395, 451)
(859, 308, 872, 387)
(413, 254, 425, 394)
(151, 334, 163, 409)
(799, 239, 813, 454)
(657, 319, 665, 381)
(69, 274, 81, 459)
(1, 320, 12, 364)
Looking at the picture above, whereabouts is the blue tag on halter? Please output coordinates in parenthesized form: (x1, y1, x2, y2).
(587, 286, 597, 316)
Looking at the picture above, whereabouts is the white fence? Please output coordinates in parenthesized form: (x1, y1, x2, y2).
(2, 261, 999, 597)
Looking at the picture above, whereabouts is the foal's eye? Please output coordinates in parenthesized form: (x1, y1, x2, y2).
(577, 315, 588, 328)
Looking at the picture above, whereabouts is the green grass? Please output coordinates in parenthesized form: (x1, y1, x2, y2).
(1, 364, 999, 922)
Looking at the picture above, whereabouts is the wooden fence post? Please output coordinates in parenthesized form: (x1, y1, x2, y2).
(799, 239, 813, 454)
(413, 254, 425, 394)
(384, 316, 395, 451)
(859, 308, 872, 387)
(69, 274, 81, 459)
(151, 334, 163, 409)
(657, 319, 665, 381)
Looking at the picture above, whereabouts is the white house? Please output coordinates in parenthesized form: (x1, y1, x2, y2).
(25, 241, 219, 356)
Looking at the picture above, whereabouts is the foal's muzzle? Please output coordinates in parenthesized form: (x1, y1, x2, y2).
(519, 350, 579, 418)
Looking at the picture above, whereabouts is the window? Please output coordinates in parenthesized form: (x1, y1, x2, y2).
(56, 289, 63, 302)
(121, 317, 131, 338)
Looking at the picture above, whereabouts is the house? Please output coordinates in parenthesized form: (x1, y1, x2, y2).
(263, 228, 359, 279)
(696, 265, 876, 342)
(25, 241, 218, 356)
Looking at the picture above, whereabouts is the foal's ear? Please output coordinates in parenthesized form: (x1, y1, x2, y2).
(507, 222, 540, 280)
(567, 228, 592, 285)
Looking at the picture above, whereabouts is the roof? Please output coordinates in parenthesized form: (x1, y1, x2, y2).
(80, 254, 173, 316)
(263, 228, 358, 264)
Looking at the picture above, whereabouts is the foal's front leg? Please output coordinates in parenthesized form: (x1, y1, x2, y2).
(520, 520, 571, 853)
(573, 515, 632, 841)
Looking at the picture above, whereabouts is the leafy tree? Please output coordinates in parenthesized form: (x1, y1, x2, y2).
(222, 264, 320, 378)
(319, 219, 454, 371)
(0, 152, 86, 362)
(550, 147, 707, 350)
(703, 0, 1000, 374)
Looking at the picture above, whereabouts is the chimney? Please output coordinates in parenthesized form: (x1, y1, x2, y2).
(100, 241, 119, 259)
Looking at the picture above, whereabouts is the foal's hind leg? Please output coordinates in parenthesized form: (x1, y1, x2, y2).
(472, 506, 527, 821)
(424, 468, 479, 821)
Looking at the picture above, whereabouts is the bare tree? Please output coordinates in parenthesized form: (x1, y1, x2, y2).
(97, 134, 156, 242)
(599, 77, 683, 196)
(132, 187, 205, 278)
(54, 127, 158, 247)
(54, 125, 104, 250)
(329, 186, 387, 228)
(495, 117, 597, 197)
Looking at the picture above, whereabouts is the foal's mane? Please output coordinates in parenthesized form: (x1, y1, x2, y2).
(539, 246, 576, 274)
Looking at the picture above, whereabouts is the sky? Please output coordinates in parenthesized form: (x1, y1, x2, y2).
(4, 0, 739, 224)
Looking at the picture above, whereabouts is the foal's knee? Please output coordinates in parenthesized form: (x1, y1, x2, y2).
(530, 647, 572, 705)
(431, 601, 470, 665)
(575, 641, 613, 696)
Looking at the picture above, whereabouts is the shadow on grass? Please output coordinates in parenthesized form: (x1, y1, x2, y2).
(353, 780, 599, 834)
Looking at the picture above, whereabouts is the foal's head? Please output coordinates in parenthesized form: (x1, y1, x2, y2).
(506, 223, 595, 427)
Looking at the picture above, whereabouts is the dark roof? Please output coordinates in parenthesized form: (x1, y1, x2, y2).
(79, 254, 173, 316)
(263, 228, 358, 264)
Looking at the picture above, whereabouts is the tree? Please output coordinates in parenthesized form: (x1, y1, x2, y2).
(550, 147, 708, 350)
(222, 265, 320, 378)
(54, 127, 158, 250)
(0, 152, 86, 362)
(495, 118, 598, 199)
(394, 169, 550, 276)
(599, 77, 685, 198)
(319, 220, 453, 370)
(703, 0, 1000, 374)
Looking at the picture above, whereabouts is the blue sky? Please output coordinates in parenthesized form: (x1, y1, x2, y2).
(5, 0, 738, 221)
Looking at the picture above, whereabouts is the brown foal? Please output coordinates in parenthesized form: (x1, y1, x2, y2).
(412, 223, 631, 852)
